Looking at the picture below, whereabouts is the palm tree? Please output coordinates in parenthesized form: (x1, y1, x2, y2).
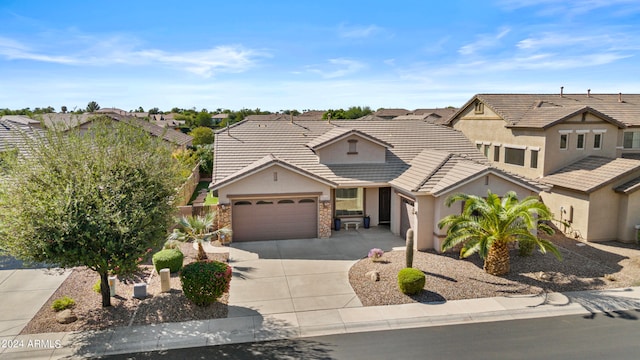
(437, 190, 561, 276)
(167, 212, 232, 261)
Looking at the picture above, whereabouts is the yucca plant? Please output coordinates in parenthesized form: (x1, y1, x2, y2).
(438, 190, 562, 276)
(167, 213, 231, 261)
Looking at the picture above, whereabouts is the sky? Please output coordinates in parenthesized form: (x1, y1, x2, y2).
(1, 0, 640, 112)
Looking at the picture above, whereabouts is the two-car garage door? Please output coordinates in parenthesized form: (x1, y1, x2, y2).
(232, 197, 318, 242)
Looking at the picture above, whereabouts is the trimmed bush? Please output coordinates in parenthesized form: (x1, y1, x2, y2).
(51, 296, 75, 312)
(153, 249, 184, 273)
(398, 268, 426, 295)
(180, 261, 232, 306)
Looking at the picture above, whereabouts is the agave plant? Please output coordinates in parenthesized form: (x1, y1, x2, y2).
(168, 212, 232, 261)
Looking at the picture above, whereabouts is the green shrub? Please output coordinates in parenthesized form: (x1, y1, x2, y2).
(51, 296, 75, 312)
(153, 249, 184, 273)
(398, 268, 425, 295)
(180, 261, 232, 306)
(518, 238, 535, 257)
(93, 279, 101, 293)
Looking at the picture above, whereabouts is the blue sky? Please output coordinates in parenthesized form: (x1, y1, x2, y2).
(1, 0, 639, 112)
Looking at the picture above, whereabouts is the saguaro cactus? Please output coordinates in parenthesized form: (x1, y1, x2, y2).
(405, 228, 414, 268)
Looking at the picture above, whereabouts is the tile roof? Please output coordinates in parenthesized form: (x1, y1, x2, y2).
(212, 119, 491, 189)
(541, 156, 640, 193)
(305, 127, 393, 150)
(614, 176, 640, 194)
(449, 94, 640, 128)
(374, 108, 410, 117)
(0, 115, 41, 126)
(0, 119, 45, 157)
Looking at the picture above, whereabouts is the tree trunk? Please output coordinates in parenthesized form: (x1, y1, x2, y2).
(484, 241, 510, 276)
(99, 271, 112, 307)
(197, 242, 208, 261)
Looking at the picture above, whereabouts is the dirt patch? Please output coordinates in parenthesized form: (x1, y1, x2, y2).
(20, 242, 229, 334)
(350, 234, 640, 306)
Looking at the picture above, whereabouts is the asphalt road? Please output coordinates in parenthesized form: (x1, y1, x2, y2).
(101, 310, 640, 360)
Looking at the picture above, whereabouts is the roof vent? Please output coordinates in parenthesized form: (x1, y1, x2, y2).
(560, 86, 564, 97)
(587, 89, 591, 98)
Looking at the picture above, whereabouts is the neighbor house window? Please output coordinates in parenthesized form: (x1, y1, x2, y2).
(530, 150, 538, 168)
(576, 134, 585, 149)
(623, 132, 640, 149)
(347, 139, 358, 154)
(504, 147, 525, 166)
(493, 145, 500, 162)
(593, 133, 602, 149)
(560, 134, 568, 150)
(474, 102, 484, 114)
(483, 144, 490, 157)
(335, 188, 364, 216)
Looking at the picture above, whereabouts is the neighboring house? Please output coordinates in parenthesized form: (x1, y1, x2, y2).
(212, 113, 229, 125)
(150, 113, 185, 129)
(210, 118, 542, 250)
(374, 108, 410, 119)
(0, 119, 44, 160)
(298, 110, 326, 120)
(0, 115, 43, 128)
(448, 92, 640, 242)
(42, 113, 193, 148)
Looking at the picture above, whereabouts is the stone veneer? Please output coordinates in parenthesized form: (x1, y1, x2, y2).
(217, 204, 232, 243)
(319, 200, 332, 238)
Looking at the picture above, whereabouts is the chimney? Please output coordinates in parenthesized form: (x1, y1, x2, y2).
(560, 86, 564, 97)
(618, 92, 623, 103)
(327, 113, 332, 125)
(587, 89, 591, 98)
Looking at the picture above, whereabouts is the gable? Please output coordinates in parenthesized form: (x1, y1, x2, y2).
(315, 134, 387, 164)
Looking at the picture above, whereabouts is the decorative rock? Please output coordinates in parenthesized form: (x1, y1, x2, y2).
(365, 270, 380, 282)
(56, 309, 77, 324)
(133, 283, 147, 299)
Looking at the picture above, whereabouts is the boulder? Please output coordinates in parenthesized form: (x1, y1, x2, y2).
(56, 309, 77, 324)
(365, 270, 380, 282)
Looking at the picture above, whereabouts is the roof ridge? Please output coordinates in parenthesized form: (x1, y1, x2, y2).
(413, 152, 453, 192)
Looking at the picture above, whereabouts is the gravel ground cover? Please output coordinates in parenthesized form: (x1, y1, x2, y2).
(349, 232, 640, 306)
(21, 242, 229, 334)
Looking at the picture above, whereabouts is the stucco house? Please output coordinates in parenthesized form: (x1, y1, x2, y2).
(210, 117, 543, 250)
(448, 91, 640, 242)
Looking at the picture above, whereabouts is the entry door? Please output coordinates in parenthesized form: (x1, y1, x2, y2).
(378, 187, 391, 224)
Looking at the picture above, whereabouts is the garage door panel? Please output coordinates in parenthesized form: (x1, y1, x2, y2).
(232, 198, 317, 241)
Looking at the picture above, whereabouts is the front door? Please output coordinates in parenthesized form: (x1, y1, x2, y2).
(378, 187, 391, 224)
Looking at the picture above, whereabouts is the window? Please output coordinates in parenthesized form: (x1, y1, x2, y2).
(504, 147, 525, 166)
(483, 144, 490, 157)
(234, 201, 252, 206)
(347, 139, 358, 154)
(623, 132, 640, 149)
(476, 143, 482, 150)
(530, 150, 538, 168)
(474, 102, 484, 114)
(593, 133, 602, 150)
(560, 134, 568, 150)
(493, 145, 500, 162)
(335, 188, 364, 216)
(299, 198, 315, 203)
(576, 134, 585, 149)
(278, 199, 294, 204)
(256, 200, 273, 205)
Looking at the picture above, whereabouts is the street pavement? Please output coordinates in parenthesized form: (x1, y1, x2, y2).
(1, 228, 640, 359)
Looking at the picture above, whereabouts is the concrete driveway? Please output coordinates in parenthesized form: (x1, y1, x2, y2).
(226, 227, 405, 317)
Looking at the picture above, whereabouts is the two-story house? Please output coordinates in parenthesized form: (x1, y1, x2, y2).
(210, 117, 543, 250)
(448, 92, 640, 243)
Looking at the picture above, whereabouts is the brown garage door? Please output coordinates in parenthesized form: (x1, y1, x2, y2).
(400, 197, 415, 239)
(232, 197, 318, 241)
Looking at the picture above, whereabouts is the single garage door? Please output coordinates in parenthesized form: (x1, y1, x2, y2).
(400, 197, 415, 238)
(232, 197, 318, 241)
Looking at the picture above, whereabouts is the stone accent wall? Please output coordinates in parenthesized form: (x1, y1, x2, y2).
(217, 204, 232, 243)
(319, 201, 332, 238)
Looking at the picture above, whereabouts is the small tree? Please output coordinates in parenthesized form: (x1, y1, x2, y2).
(0, 120, 185, 307)
(168, 213, 232, 261)
(86, 101, 100, 112)
(189, 126, 215, 146)
(61, 105, 68, 113)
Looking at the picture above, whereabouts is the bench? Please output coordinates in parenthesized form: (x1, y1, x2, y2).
(343, 220, 360, 230)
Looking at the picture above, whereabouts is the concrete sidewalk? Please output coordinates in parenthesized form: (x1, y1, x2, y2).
(2, 286, 640, 359)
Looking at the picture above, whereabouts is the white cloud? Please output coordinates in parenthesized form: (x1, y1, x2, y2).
(0, 35, 268, 77)
(338, 24, 383, 38)
(458, 27, 511, 55)
(306, 58, 367, 79)
(497, 0, 640, 16)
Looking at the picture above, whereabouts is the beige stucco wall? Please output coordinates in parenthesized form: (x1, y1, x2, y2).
(414, 195, 435, 250)
(539, 189, 591, 240)
(217, 164, 331, 203)
(432, 173, 539, 252)
(389, 189, 402, 236)
(365, 187, 380, 226)
(616, 191, 640, 242)
(586, 187, 621, 241)
(316, 135, 386, 164)
(544, 118, 618, 175)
